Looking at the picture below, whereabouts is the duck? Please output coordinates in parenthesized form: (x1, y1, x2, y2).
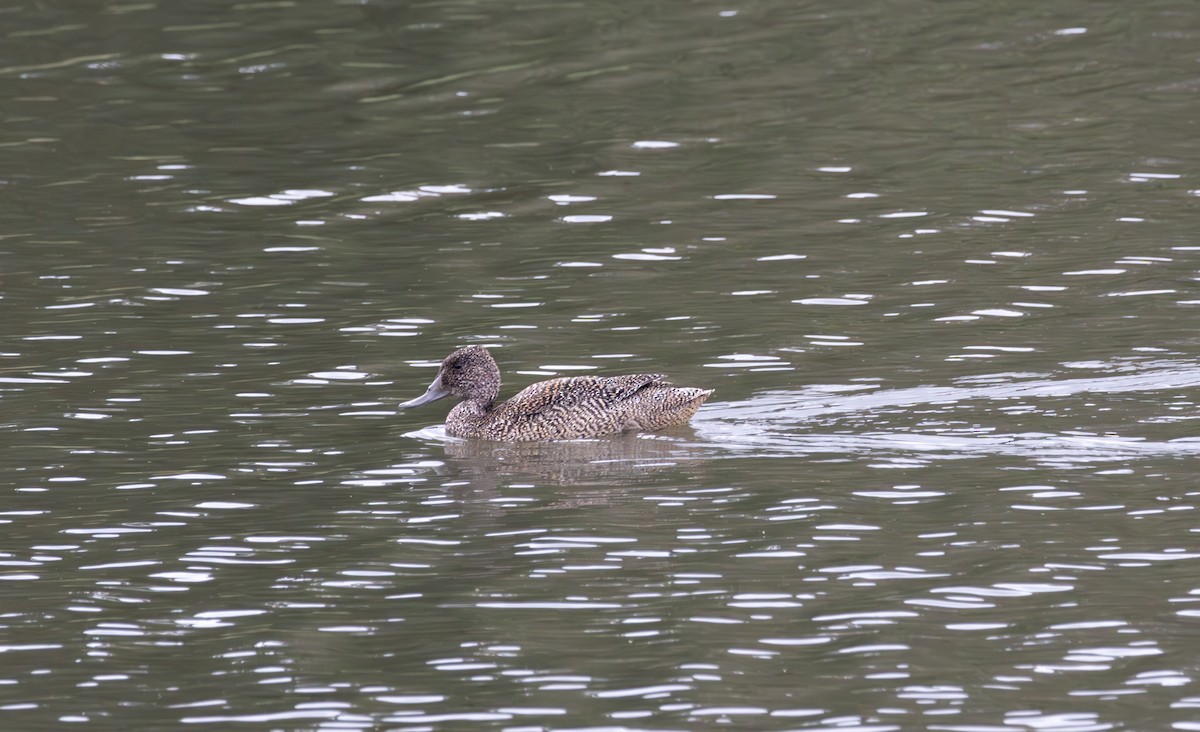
(399, 345, 713, 441)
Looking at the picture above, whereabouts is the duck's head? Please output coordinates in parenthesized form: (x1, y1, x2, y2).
(399, 345, 501, 409)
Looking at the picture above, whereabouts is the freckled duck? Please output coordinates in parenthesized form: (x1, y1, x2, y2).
(399, 345, 713, 441)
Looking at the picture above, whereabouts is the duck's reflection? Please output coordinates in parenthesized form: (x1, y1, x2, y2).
(441, 429, 712, 488)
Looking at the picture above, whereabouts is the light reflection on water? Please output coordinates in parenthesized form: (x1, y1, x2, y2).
(6, 418, 1199, 732)
(5, 322, 1200, 727)
(4, 0, 1200, 729)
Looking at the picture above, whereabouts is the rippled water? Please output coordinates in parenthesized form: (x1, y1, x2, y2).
(3, 0, 1200, 730)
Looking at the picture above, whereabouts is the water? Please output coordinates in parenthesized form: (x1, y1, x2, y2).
(3, 1, 1200, 729)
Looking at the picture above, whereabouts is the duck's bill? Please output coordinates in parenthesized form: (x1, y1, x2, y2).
(399, 374, 451, 409)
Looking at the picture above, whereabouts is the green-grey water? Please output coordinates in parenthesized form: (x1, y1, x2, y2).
(3, 1, 1200, 730)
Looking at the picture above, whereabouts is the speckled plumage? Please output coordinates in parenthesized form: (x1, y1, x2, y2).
(399, 345, 713, 441)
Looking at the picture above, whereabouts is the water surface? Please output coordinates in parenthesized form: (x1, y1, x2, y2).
(3, 1, 1200, 730)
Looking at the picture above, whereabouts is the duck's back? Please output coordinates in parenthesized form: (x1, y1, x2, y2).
(456, 374, 711, 440)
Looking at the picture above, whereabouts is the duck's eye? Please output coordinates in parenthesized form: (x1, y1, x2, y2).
(451, 362, 463, 371)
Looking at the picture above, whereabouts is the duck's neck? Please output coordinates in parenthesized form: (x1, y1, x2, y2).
(448, 397, 495, 429)
(465, 373, 500, 407)
(447, 367, 500, 432)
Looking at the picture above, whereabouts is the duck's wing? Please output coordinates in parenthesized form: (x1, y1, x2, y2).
(489, 374, 706, 439)
(502, 375, 668, 415)
(592, 374, 671, 401)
